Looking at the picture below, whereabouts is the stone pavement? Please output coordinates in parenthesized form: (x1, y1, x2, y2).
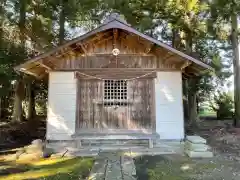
(88, 151, 136, 180)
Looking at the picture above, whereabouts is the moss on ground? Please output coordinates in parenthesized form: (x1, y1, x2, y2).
(0, 151, 94, 180)
(134, 155, 217, 180)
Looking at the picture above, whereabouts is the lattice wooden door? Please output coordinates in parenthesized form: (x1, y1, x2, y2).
(76, 78, 155, 130)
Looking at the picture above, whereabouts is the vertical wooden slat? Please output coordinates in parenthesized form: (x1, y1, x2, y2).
(75, 79, 79, 130)
(151, 78, 156, 131)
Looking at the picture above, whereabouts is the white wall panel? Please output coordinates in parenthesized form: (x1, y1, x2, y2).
(155, 71, 184, 140)
(46, 72, 77, 140)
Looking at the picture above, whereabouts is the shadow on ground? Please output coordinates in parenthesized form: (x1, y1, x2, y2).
(134, 155, 220, 180)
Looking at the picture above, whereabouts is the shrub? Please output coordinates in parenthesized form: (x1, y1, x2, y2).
(210, 92, 234, 119)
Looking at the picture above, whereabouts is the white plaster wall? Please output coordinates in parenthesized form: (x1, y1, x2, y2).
(155, 71, 184, 140)
(46, 72, 77, 140)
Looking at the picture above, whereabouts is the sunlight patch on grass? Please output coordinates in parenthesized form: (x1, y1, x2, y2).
(0, 148, 22, 154)
(0, 165, 12, 170)
(1, 161, 78, 180)
(180, 164, 192, 171)
(1, 169, 58, 180)
(0, 155, 94, 180)
(0, 154, 16, 162)
(30, 157, 72, 166)
(123, 152, 139, 157)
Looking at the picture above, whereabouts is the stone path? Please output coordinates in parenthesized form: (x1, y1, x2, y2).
(88, 151, 136, 180)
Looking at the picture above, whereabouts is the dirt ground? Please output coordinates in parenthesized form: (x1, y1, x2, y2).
(2, 119, 240, 179)
(195, 120, 240, 179)
(135, 120, 240, 180)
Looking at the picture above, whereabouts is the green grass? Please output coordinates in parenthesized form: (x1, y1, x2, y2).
(134, 155, 217, 180)
(0, 151, 94, 180)
(198, 110, 216, 117)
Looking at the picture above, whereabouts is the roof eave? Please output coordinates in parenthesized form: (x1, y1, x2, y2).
(15, 19, 212, 73)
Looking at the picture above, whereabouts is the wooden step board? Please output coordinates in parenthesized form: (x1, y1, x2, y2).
(72, 133, 158, 148)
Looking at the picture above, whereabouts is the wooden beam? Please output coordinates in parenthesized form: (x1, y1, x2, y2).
(183, 72, 192, 77)
(19, 68, 40, 78)
(77, 42, 88, 54)
(47, 56, 60, 64)
(154, 47, 167, 56)
(185, 68, 199, 76)
(162, 53, 175, 64)
(93, 36, 113, 46)
(146, 43, 155, 54)
(119, 36, 144, 50)
(85, 31, 112, 43)
(180, 61, 192, 70)
(190, 65, 203, 72)
(119, 31, 129, 41)
(84, 53, 155, 57)
(55, 67, 180, 72)
(38, 61, 52, 70)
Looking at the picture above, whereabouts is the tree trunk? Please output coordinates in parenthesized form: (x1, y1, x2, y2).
(59, 0, 66, 45)
(12, 0, 27, 121)
(185, 33, 198, 127)
(13, 80, 25, 122)
(0, 96, 8, 119)
(19, 0, 27, 46)
(172, 28, 180, 49)
(188, 78, 198, 128)
(231, 11, 240, 127)
(183, 78, 189, 120)
(0, 0, 7, 47)
(196, 96, 200, 114)
(27, 81, 36, 120)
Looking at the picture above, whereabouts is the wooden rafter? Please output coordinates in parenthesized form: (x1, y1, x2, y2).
(69, 43, 83, 55)
(161, 53, 175, 64)
(93, 36, 113, 46)
(185, 68, 199, 76)
(15, 19, 211, 78)
(38, 62, 52, 70)
(190, 65, 203, 72)
(47, 56, 59, 63)
(19, 68, 40, 78)
(137, 37, 154, 53)
(77, 42, 88, 54)
(119, 31, 129, 40)
(183, 72, 193, 77)
(180, 61, 192, 70)
(146, 43, 155, 54)
(87, 31, 112, 43)
(119, 36, 146, 52)
(113, 28, 118, 48)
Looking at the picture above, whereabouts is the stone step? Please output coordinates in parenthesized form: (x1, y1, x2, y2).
(87, 158, 107, 180)
(154, 141, 184, 154)
(184, 141, 210, 152)
(70, 146, 177, 157)
(86, 152, 137, 180)
(68, 145, 146, 152)
(122, 155, 136, 176)
(105, 154, 122, 180)
(185, 150, 213, 158)
(80, 139, 150, 143)
(186, 136, 207, 144)
(75, 139, 152, 149)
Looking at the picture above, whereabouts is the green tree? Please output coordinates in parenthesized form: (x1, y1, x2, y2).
(210, 0, 240, 126)
(12, 0, 28, 122)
